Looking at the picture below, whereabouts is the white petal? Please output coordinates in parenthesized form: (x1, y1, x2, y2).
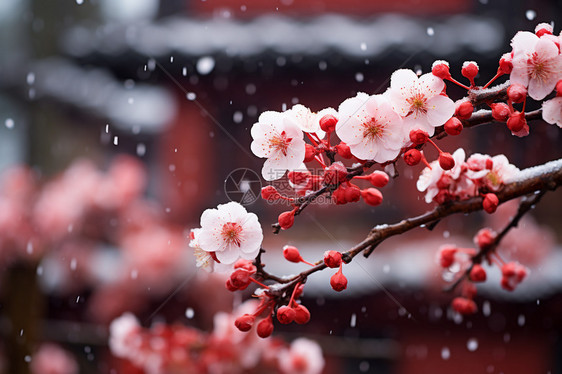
(535, 37, 560, 61)
(543, 97, 562, 127)
(218, 201, 248, 222)
(418, 73, 444, 98)
(426, 95, 455, 126)
(250, 137, 273, 158)
(511, 31, 538, 56)
(200, 208, 220, 228)
(528, 74, 557, 100)
(215, 245, 240, 264)
(509, 63, 530, 88)
(390, 69, 418, 92)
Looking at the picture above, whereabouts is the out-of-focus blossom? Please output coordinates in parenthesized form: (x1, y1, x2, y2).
(30, 344, 79, 374)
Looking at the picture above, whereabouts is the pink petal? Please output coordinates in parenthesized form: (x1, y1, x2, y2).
(418, 73, 445, 98)
(535, 37, 559, 60)
(510, 31, 538, 56)
(528, 74, 558, 100)
(543, 97, 562, 127)
(386, 88, 411, 117)
(390, 69, 418, 91)
(349, 138, 378, 160)
(250, 137, 272, 158)
(426, 95, 455, 127)
(509, 63, 530, 87)
(215, 245, 240, 264)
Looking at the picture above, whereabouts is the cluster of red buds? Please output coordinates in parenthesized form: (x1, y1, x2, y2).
(324, 250, 347, 292)
(233, 282, 310, 339)
(439, 228, 529, 315)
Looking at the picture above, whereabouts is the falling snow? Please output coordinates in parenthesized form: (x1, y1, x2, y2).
(467, 338, 478, 352)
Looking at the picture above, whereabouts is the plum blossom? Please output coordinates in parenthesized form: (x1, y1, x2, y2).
(510, 31, 562, 100)
(251, 111, 306, 181)
(465, 153, 519, 191)
(386, 69, 455, 135)
(189, 228, 214, 271)
(197, 202, 263, 264)
(108, 313, 142, 359)
(285, 104, 337, 138)
(30, 344, 78, 374)
(336, 93, 406, 162)
(278, 338, 325, 374)
(542, 97, 562, 127)
(417, 148, 473, 203)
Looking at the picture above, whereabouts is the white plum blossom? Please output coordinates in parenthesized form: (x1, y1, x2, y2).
(417, 148, 474, 203)
(251, 111, 306, 181)
(197, 202, 263, 265)
(109, 313, 141, 359)
(278, 338, 325, 374)
(336, 93, 406, 162)
(510, 31, 562, 100)
(466, 153, 520, 191)
(189, 228, 213, 272)
(542, 97, 562, 127)
(386, 69, 455, 135)
(285, 104, 337, 139)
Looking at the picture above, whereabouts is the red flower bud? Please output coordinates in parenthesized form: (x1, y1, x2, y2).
(474, 228, 496, 250)
(444, 117, 463, 136)
(344, 184, 361, 203)
(368, 171, 389, 188)
(319, 114, 338, 133)
(439, 152, 455, 170)
(332, 185, 348, 205)
(535, 24, 553, 37)
(431, 61, 451, 80)
(490, 103, 510, 122)
(409, 129, 429, 145)
(323, 162, 348, 185)
(225, 279, 238, 292)
(438, 245, 457, 268)
(233, 259, 256, 273)
(498, 53, 513, 75)
(507, 111, 526, 132)
(277, 305, 296, 324)
(556, 80, 562, 96)
(304, 144, 317, 163)
(261, 185, 281, 201)
(278, 210, 295, 230)
(451, 297, 477, 315)
(335, 142, 353, 159)
(230, 269, 252, 290)
(283, 245, 302, 263)
(330, 267, 347, 292)
(469, 264, 487, 282)
(293, 304, 311, 324)
(461, 61, 479, 82)
(507, 83, 527, 103)
(501, 262, 528, 291)
(455, 101, 474, 120)
(256, 316, 274, 338)
(403, 149, 422, 166)
(324, 250, 342, 268)
(361, 188, 383, 206)
(482, 193, 499, 214)
(234, 314, 255, 332)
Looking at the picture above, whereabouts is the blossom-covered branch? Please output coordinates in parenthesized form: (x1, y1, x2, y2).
(188, 22, 562, 340)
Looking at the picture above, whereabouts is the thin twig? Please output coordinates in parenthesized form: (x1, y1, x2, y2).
(443, 190, 546, 292)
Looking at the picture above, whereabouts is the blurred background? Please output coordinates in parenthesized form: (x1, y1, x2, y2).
(1, 0, 562, 373)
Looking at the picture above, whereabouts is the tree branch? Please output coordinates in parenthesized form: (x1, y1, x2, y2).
(442, 190, 545, 292)
(260, 158, 562, 298)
